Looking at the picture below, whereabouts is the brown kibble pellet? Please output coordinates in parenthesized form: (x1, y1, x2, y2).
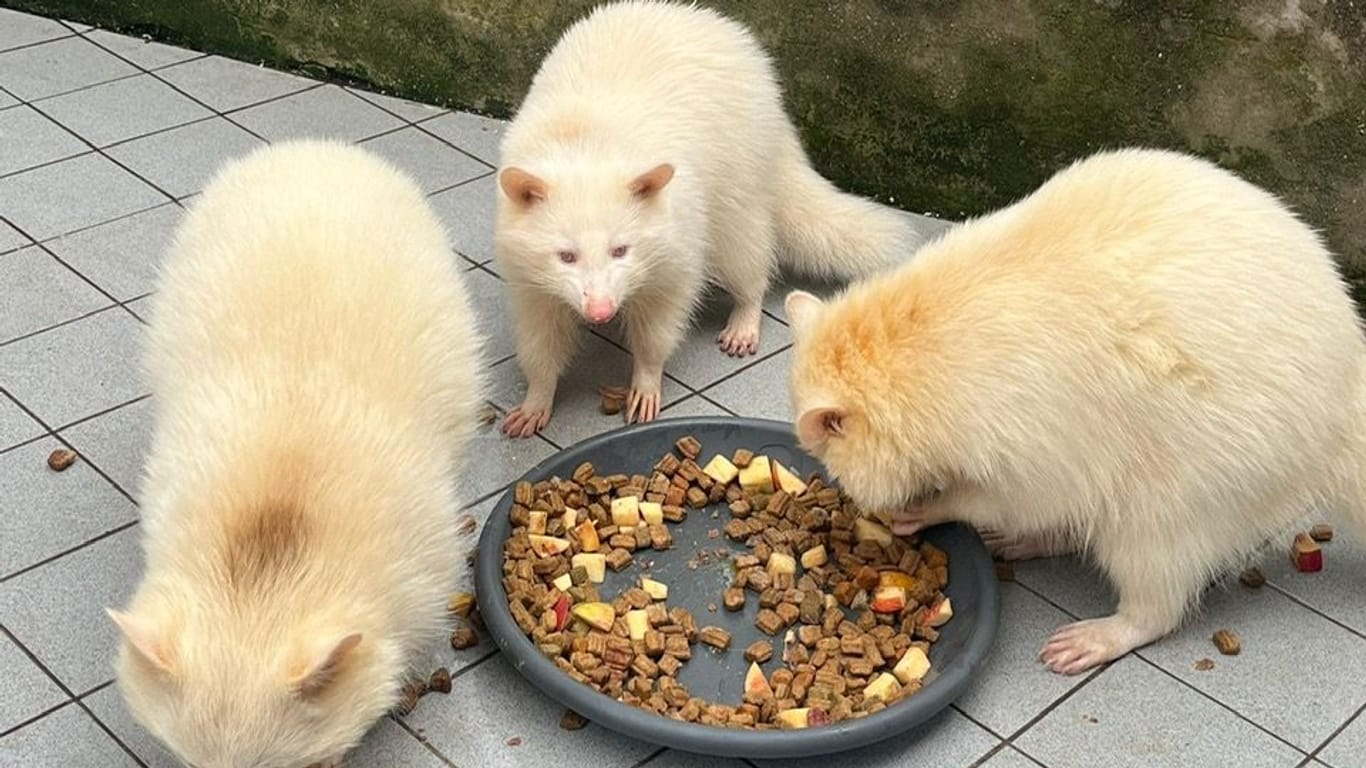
(1238, 567, 1265, 589)
(1194, 658, 1216, 671)
(665, 634, 692, 660)
(657, 653, 682, 677)
(1309, 523, 1334, 542)
(732, 448, 754, 467)
(699, 626, 732, 650)
(755, 609, 784, 636)
(428, 666, 452, 694)
(675, 435, 702, 459)
(775, 602, 801, 626)
(607, 548, 633, 571)
(46, 449, 78, 472)
(1212, 629, 1241, 655)
(451, 626, 479, 650)
(601, 392, 624, 415)
(648, 523, 673, 550)
(686, 487, 709, 508)
(744, 640, 773, 663)
(559, 708, 590, 731)
(723, 586, 746, 612)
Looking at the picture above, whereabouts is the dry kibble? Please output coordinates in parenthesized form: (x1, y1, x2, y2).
(428, 667, 452, 694)
(699, 626, 733, 650)
(450, 626, 479, 650)
(1212, 629, 1241, 656)
(559, 709, 590, 730)
(755, 609, 785, 636)
(675, 436, 702, 460)
(1194, 658, 1216, 672)
(745, 640, 774, 663)
(46, 449, 77, 472)
(1309, 523, 1334, 542)
(1238, 567, 1265, 589)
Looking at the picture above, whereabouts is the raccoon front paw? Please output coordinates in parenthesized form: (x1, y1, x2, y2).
(718, 307, 762, 357)
(626, 383, 661, 424)
(503, 402, 552, 438)
(1039, 616, 1151, 675)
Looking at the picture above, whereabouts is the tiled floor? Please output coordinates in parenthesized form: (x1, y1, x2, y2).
(1, 9, 1364, 768)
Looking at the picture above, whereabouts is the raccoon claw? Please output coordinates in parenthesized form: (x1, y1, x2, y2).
(718, 309, 762, 357)
(626, 387, 661, 424)
(503, 403, 551, 438)
(1039, 617, 1143, 676)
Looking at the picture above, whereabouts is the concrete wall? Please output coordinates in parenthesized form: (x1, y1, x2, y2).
(12, 0, 1363, 299)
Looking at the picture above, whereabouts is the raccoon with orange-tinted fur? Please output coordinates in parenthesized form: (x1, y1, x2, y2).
(108, 141, 485, 768)
(787, 148, 1366, 675)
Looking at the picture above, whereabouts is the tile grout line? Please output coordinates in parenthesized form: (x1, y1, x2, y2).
(0, 31, 80, 56)
(1295, 699, 1363, 767)
(0, 301, 122, 350)
(1264, 580, 1366, 643)
(625, 746, 669, 767)
(964, 662, 1112, 768)
(0, 520, 142, 585)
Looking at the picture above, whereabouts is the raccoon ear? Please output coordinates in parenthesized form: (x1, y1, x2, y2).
(785, 291, 825, 338)
(797, 406, 847, 446)
(499, 167, 548, 207)
(629, 163, 675, 199)
(107, 609, 176, 675)
(290, 632, 363, 697)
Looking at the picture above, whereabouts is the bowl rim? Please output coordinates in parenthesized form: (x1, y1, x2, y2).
(474, 416, 1001, 759)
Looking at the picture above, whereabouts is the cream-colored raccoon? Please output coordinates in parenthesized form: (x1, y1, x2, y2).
(786, 148, 1366, 675)
(109, 140, 485, 767)
(495, 0, 921, 435)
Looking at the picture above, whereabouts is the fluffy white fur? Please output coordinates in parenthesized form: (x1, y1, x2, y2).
(787, 148, 1366, 675)
(110, 141, 485, 768)
(494, 0, 921, 435)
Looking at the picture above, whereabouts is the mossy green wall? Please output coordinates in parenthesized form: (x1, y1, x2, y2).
(11, 0, 1363, 299)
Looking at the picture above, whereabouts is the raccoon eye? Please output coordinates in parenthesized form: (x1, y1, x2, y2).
(557, 250, 578, 265)
(610, 245, 629, 259)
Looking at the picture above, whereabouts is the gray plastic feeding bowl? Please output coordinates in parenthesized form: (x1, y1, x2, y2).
(475, 417, 1000, 759)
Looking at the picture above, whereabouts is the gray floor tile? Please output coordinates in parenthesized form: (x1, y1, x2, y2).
(1015, 657, 1305, 768)
(0, 8, 71, 52)
(59, 397, 152, 500)
(980, 746, 1046, 768)
(484, 334, 689, 449)
(0, 703, 139, 767)
(43, 202, 180, 301)
(85, 29, 200, 70)
(661, 299, 792, 391)
(347, 717, 450, 767)
(404, 651, 658, 768)
(230, 83, 404, 143)
(430, 174, 496, 263)
(155, 54, 312, 112)
(1319, 709, 1366, 768)
(0, 36, 137, 101)
(0, 392, 44, 449)
(1138, 584, 1366, 751)
(0, 436, 137, 576)
(0, 525, 144, 694)
(0, 633, 67, 733)
(0, 152, 165, 240)
(760, 275, 843, 325)
(0, 90, 16, 109)
(37, 73, 212, 147)
(105, 116, 262, 198)
(453, 414, 558, 503)
(359, 125, 489, 193)
(0, 104, 87, 176)
(347, 86, 447, 122)
(658, 394, 730, 418)
(644, 750, 749, 768)
(0, 246, 112, 341)
(1013, 555, 1117, 621)
(0, 308, 149, 428)
(1259, 535, 1366, 635)
(464, 266, 515, 363)
(123, 295, 152, 322)
(700, 347, 793, 423)
(0, 220, 25, 254)
(751, 708, 998, 768)
(82, 685, 177, 768)
(955, 583, 1087, 735)
(420, 110, 506, 166)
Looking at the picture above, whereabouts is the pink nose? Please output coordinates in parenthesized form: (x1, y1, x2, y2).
(584, 297, 616, 324)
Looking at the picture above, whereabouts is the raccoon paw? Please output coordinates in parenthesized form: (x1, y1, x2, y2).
(503, 402, 552, 438)
(1039, 616, 1147, 675)
(718, 307, 762, 357)
(626, 385, 661, 424)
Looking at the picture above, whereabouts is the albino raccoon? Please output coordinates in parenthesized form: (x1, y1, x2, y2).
(786, 148, 1366, 675)
(495, 0, 921, 435)
(108, 141, 485, 767)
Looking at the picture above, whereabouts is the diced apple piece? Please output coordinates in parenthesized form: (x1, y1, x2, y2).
(552, 573, 573, 592)
(641, 577, 669, 600)
(775, 708, 812, 729)
(744, 661, 774, 699)
(528, 534, 571, 558)
(863, 672, 901, 702)
(878, 570, 917, 591)
(892, 647, 931, 685)
(552, 594, 571, 632)
(527, 510, 548, 535)
(563, 507, 578, 530)
(800, 544, 828, 569)
(702, 454, 740, 485)
(738, 456, 774, 493)
(639, 501, 664, 526)
(625, 609, 650, 640)
(922, 596, 954, 627)
(1291, 532, 1323, 572)
(870, 586, 908, 614)
(611, 496, 641, 527)
(572, 553, 607, 583)
(853, 517, 893, 547)
(770, 460, 808, 495)
(571, 602, 615, 632)
(767, 552, 797, 577)
(575, 520, 601, 553)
